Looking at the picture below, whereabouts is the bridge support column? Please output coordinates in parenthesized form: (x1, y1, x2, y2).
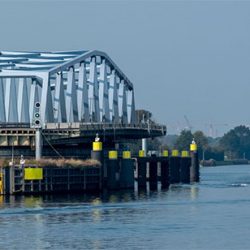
(142, 138, 147, 156)
(35, 128, 42, 160)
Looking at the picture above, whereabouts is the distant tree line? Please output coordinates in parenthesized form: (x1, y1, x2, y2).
(167, 125, 250, 160)
(170, 130, 223, 161)
(219, 125, 250, 160)
(123, 109, 250, 160)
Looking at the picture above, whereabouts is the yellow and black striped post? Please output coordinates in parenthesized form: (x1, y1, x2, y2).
(169, 150, 181, 184)
(160, 150, 169, 189)
(149, 154, 158, 190)
(108, 150, 118, 160)
(120, 151, 134, 189)
(162, 150, 169, 157)
(139, 150, 145, 158)
(190, 139, 199, 182)
(91, 135, 104, 188)
(180, 151, 191, 183)
(137, 150, 147, 188)
(106, 150, 120, 190)
(91, 135, 103, 164)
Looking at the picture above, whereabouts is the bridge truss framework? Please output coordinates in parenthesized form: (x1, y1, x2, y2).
(0, 50, 136, 126)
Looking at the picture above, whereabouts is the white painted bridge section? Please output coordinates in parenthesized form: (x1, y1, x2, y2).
(0, 50, 136, 127)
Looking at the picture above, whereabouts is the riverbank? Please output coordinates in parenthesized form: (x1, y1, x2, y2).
(201, 159, 249, 167)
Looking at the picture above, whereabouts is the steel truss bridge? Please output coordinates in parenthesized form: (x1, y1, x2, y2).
(0, 50, 135, 124)
(0, 50, 166, 151)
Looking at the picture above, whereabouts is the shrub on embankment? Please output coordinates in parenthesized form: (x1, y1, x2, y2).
(0, 158, 101, 168)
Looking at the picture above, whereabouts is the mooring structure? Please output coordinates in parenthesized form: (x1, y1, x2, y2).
(0, 50, 201, 196)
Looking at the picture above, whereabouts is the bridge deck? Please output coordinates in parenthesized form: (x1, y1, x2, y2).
(0, 123, 167, 146)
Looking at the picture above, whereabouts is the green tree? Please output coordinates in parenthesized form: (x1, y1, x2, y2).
(204, 146, 224, 161)
(219, 125, 250, 159)
(193, 130, 208, 159)
(193, 131, 208, 150)
(147, 138, 162, 151)
(120, 141, 140, 155)
(174, 130, 193, 151)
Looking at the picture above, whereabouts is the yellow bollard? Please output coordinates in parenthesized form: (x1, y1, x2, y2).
(139, 150, 145, 157)
(108, 150, 118, 159)
(91, 134, 103, 166)
(190, 139, 199, 182)
(162, 150, 169, 157)
(172, 150, 179, 157)
(122, 151, 131, 159)
(181, 151, 189, 157)
(93, 141, 103, 151)
(190, 139, 197, 152)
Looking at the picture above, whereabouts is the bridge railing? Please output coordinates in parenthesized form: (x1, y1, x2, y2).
(43, 122, 166, 131)
(0, 123, 31, 129)
(0, 122, 167, 134)
(79, 123, 166, 131)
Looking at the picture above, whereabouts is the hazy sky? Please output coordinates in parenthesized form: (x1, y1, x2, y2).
(1, 0, 250, 136)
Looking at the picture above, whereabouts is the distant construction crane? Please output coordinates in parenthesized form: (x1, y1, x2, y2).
(205, 123, 228, 138)
(184, 115, 193, 131)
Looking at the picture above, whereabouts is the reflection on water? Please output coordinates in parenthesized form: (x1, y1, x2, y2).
(24, 196, 43, 208)
(0, 195, 3, 205)
(0, 182, 201, 211)
(1, 165, 250, 249)
(191, 185, 199, 200)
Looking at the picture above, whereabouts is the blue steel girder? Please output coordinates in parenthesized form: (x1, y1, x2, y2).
(0, 50, 136, 127)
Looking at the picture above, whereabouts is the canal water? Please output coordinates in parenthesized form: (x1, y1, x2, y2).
(1, 165, 250, 250)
